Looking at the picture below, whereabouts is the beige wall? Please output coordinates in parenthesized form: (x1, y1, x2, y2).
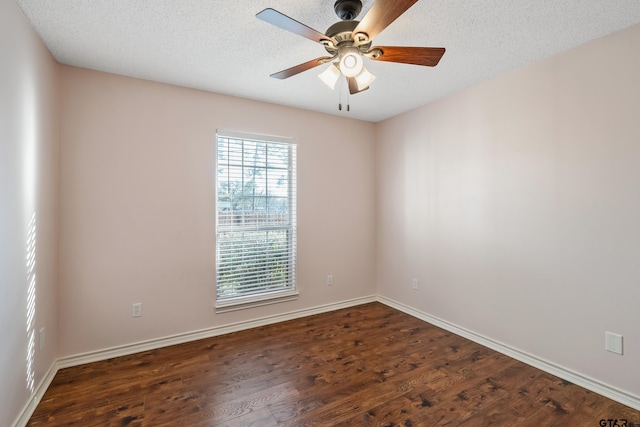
(58, 66, 377, 356)
(0, 1, 59, 425)
(376, 23, 640, 397)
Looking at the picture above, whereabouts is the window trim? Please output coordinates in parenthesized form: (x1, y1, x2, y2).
(214, 288, 299, 313)
(214, 129, 298, 311)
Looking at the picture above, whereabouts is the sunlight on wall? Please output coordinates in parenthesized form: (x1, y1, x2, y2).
(25, 211, 37, 393)
(20, 56, 40, 395)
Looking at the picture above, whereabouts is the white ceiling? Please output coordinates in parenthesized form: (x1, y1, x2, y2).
(15, 0, 640, 122)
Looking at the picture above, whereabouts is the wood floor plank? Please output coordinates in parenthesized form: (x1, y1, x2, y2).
(27, 302, 639, 426)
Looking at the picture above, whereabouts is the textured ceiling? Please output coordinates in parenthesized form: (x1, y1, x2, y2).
(15, 0, 640, 122)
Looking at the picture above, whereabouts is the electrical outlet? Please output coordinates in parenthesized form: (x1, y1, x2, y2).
(326, 275, 333, 286)
(605, 332, 623, 355)
(132, 303, 142, 318)
(412, 279, 418, 290)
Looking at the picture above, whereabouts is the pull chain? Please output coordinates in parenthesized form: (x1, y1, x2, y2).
(337, 78, 351, 112)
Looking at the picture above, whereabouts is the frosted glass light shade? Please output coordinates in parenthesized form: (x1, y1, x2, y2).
(318, 63, 341, 90)
(355, 67, 376, 91)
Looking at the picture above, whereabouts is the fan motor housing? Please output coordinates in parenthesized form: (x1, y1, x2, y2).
(325, 20, 358, 43)
(324, 20, 371, 55)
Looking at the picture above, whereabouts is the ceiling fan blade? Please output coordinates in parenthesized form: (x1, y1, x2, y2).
(270, 57, 333, 79)
(257, 8, 332, 44)
(347, 77, 369, 95)
(353, 0, 418, 41)
(372, 46, 446, 66)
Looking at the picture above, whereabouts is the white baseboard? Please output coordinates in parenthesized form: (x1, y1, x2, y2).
(57, 295, 377, 369)
(13, 361, 58, 427)
(376, 295, 640, 412)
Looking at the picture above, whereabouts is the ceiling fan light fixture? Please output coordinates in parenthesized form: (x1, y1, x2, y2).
(258, 3, 447, 100)
(339, 47, 363, 77)
(319, 63, 341, 90)
(354, 67, 375, 91)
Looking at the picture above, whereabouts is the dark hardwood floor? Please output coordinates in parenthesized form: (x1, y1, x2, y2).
(28, 302, 639, 426)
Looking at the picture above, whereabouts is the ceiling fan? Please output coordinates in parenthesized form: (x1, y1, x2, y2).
(256, 0, 446, 95)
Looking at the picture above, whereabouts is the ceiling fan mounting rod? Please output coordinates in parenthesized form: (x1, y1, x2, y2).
(334, 0, 363, 21)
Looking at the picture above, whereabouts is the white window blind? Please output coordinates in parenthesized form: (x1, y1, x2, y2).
(215, 130, 297, 308)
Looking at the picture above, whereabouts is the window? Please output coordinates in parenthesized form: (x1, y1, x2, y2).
(215, 130, 297, 310)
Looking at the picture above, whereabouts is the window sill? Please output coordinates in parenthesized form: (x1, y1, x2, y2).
(215, 289, 299, 313)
